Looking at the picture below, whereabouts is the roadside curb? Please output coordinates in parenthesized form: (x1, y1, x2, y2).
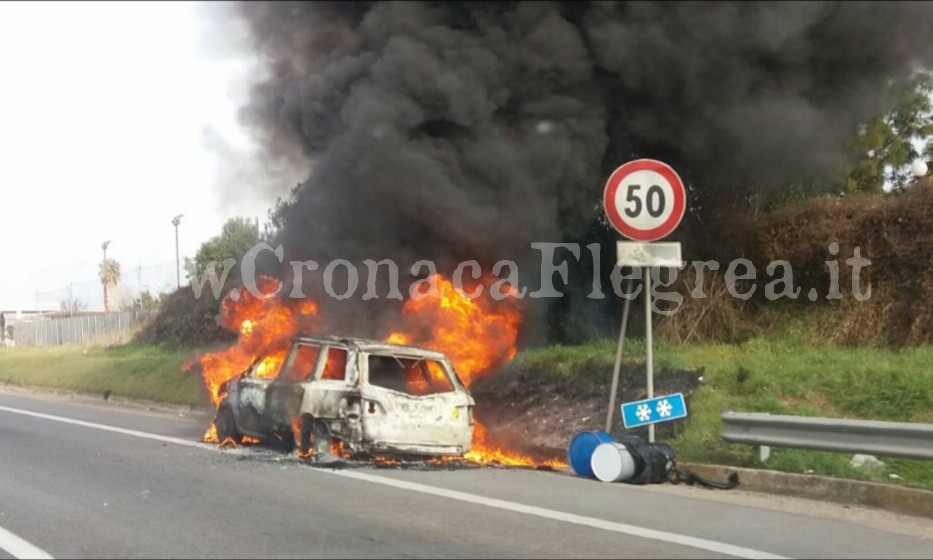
(539, 443, 933, 520)
(678, 462, 933, 520)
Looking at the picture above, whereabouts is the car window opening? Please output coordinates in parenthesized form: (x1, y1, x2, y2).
(250, 352, 288, 379)
(281, 344, 321, 382)
(368, 355, 454, 396)
(320, 348, 348, 381)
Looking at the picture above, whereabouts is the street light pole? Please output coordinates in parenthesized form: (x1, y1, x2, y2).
(172, 215, 184, 289)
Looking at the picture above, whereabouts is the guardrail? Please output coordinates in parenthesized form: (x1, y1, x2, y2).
(721, 411, 933, 461)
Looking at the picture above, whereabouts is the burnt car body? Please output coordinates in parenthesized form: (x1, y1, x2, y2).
(214, 335, 475, 457)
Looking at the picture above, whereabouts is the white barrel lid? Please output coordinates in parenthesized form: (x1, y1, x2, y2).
(591, 442, 637, 482)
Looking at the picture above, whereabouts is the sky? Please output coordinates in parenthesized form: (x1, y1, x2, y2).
(0, 2, 279, 309)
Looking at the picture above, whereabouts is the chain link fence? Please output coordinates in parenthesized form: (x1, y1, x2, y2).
(13, 311, 156, 347)
(5, 260, 184, 347)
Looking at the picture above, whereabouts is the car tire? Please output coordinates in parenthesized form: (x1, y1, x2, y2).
(298, 417, 331, 458)
(215, 404, 241, 445)
(275, 430, 297, 453)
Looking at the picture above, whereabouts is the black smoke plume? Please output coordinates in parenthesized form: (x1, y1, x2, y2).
(231, 1, 933, 338)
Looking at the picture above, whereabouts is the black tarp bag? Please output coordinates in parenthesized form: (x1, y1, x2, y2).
(617, 435, 739, 489)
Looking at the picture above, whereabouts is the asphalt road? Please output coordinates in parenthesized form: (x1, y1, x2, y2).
(0, 389, 931, 559)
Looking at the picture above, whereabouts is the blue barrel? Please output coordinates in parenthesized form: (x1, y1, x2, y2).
(568, 431, 614, 477)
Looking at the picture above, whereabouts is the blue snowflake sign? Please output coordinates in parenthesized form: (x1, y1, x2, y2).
(620, 393, 687, 429)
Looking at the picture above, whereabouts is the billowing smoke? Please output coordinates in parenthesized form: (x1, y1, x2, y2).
(243, 2, 609, 268)
(229, 1, 933, 336)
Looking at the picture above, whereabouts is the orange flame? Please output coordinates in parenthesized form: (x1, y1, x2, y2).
(185, 276, 320, 407)
(465, 423, 566, 468)
(202, 423, 219, 443)
(383, 275, 563, 467)
(386, 274, 521, 386)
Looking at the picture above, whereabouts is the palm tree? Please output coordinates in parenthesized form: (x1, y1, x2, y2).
(99, 258, 121, 313)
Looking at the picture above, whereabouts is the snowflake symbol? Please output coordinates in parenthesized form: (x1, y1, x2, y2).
(636, 403, 652, 422)
(656, 399, 673, 418)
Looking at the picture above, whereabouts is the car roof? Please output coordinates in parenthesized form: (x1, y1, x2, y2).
(291, 334, 448, 360)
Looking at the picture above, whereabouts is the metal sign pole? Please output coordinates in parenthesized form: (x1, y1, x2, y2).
(603, 159, 686, 441)
(604, 278, 633, 433)
(644, 266, 655, 443)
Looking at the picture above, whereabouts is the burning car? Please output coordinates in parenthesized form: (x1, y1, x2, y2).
(212, 335, 475, 458)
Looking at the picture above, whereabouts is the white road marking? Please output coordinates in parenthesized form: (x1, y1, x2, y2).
(0, 525, 54, 560)
(0, 403, 785, 560)
(325, 469, 785, 560)
(0, 405, 201, 448)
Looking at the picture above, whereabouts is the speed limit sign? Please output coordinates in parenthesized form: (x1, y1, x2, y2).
(603, 159, 686, 241)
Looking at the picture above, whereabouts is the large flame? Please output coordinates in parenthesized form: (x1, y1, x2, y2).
(186, 276, 319, 442)
(384, 275, 562, 467)
(386, 274, 520, 387)
(186, 276, 320, 408)
(189, 273, 564, 468)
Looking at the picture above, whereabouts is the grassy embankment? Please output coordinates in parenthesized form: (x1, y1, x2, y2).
(0, 344, 200, 407)
(516, 337, 933, 490)
(1, 338, 931, 490)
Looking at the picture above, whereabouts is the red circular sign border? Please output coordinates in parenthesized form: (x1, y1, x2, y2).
(603, 159, 686, 241)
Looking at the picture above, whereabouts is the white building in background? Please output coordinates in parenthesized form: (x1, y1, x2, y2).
(0, 302, 59, 345)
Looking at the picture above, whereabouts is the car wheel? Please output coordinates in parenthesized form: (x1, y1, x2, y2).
(275, 430, 297, 453)
(298, 417, 331, 458)
(215, 404, 241, 445)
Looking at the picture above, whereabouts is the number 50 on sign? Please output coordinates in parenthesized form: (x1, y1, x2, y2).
(603, 159, 687, 242)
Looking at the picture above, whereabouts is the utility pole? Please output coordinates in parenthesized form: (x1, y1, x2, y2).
(101, 240, 111, 313)
(172, 214, 184, 289)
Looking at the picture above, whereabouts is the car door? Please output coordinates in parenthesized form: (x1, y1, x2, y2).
(235, 370, 275, 436)
(236, 343, 322, 436)
(361, 353, 471, 447)
(298, 345, 356, 420)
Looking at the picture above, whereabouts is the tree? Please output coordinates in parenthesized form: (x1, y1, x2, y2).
(190, 217, 262, 279)
(123, 291, 164, 313)
(845, 72, 933, 194)
(59, 298, 87, 314)
(99, 258, 121, 313)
